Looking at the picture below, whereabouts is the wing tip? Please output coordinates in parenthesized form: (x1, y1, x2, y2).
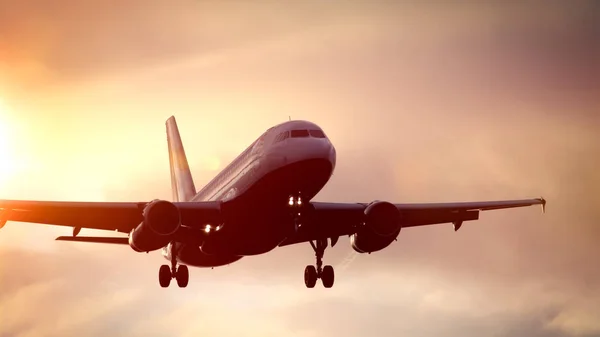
(537, 196, 546, 213)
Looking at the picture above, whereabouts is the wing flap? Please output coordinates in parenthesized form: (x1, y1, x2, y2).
(402, 209, 479, 227)
(56, 236, 129, 245)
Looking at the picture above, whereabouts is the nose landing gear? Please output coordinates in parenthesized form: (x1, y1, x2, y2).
(288, 195, 335, 288)
(288, 195, 305, 233)
(158, 243, 189, 288)
(304, 238, 335, 288)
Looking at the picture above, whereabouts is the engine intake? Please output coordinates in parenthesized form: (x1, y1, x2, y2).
(364, 201, 401, 237)
(129, 200, 181, 252)
(350, 201, 402, 254)
(143, 199, 181, 236)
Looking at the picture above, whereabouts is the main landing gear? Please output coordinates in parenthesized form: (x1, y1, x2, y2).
(304, 238, 334, 288)
(288, 195, 335, 288)
(159, 244, 189, 288)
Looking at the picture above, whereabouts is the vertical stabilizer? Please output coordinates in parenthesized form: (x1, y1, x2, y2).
(166, 116, 196, 202)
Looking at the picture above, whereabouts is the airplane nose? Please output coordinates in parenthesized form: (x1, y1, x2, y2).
(313, 139, 336, 174)
(313, 139, 335, 164)
(328, 143, 336, 170)
(267, 137, 336, 173)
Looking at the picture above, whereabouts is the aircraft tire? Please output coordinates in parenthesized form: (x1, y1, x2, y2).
(176, 265, 189, 288)
(159, 264, 171, 288)
(321, 265, 334, 288)
(304, 265, 317, 288)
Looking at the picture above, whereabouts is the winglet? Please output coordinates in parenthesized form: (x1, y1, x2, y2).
(166, 116, 197, 202)
(539, 197, 547, 213)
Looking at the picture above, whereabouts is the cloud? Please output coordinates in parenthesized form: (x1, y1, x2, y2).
(1, 1, 597, 94)
(0, 0, 367, 92)
(0, 249, 145, 337)
(548, 297, 600, 336)
(0, 245, 595, 336)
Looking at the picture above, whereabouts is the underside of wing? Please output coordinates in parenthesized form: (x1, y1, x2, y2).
(55, 236, 129, 245)
(279, 197, 546, 247)
(395, 198, 546, 228)
(0, 199, 223, 234)
(394, 198, 547, 212)
(0, 200, 145, 233)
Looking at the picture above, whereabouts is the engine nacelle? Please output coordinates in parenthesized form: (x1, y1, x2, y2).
(350, 201, 402, 254)
(129, 200, 181, 252)
(364, 201, 402, 237)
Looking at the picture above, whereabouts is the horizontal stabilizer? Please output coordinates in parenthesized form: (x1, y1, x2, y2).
(56, 236, 129, 245)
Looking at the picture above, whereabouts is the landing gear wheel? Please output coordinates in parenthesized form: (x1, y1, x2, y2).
(321, 265, 334, 288)
(176, 265, 189, 288)
(159, 264, 171, 288)
(304, 265, 317, 288)
(305, 239, 335, 288)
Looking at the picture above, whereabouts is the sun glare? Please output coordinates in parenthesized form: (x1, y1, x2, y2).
(0, 98, 18, 184)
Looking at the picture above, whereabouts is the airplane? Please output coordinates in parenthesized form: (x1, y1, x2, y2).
(0, 116, 546, 288)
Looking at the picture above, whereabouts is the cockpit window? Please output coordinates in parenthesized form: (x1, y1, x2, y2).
(274, 129, 327, 143)
(274, 131, 289, 142)
(309, 129, 326, 138)
(290, 129, 310, 138)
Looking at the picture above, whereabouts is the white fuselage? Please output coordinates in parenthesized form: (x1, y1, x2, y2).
(192, 120, 336, 203)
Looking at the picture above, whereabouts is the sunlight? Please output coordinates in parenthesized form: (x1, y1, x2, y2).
(0, 98, 17, 186)
(200, 155, 221, 171)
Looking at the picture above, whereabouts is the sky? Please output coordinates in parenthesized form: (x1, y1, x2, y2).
(0, 1, 599, 336)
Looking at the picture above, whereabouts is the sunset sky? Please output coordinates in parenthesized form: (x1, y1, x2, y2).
(0, 1, 599, 336)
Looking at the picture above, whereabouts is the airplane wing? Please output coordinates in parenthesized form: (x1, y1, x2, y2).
(0, 199, 222, 234)
(279, 198, 546, 246)
(0, 197, 545, 248)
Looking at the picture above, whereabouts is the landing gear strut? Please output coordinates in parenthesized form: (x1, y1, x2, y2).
(158, 243, 189, 288)
(304, 238, 335, 288)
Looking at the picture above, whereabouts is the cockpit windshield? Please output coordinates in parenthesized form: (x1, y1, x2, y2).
(273, 129, 327, 143)
(290, 129, 310, 138)
(308, 129, 326, 138)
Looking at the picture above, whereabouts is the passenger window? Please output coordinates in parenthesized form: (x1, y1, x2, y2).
(291, 129, 310, 138)
(309, 129, 326, 138)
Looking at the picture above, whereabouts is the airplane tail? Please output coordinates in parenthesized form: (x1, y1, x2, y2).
(166, 116, 196, 202)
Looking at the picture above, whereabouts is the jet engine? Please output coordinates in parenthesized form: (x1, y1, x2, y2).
(129, 199, 181, 252)
(350, 201, 401, 254)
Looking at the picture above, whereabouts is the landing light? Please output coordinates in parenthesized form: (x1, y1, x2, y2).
(297, 198, 302, 205)
(289, 197, 294, 206)
(204, 225, 211, 233)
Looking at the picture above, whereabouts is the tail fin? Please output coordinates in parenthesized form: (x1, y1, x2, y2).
(166, 116, 196, 202)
